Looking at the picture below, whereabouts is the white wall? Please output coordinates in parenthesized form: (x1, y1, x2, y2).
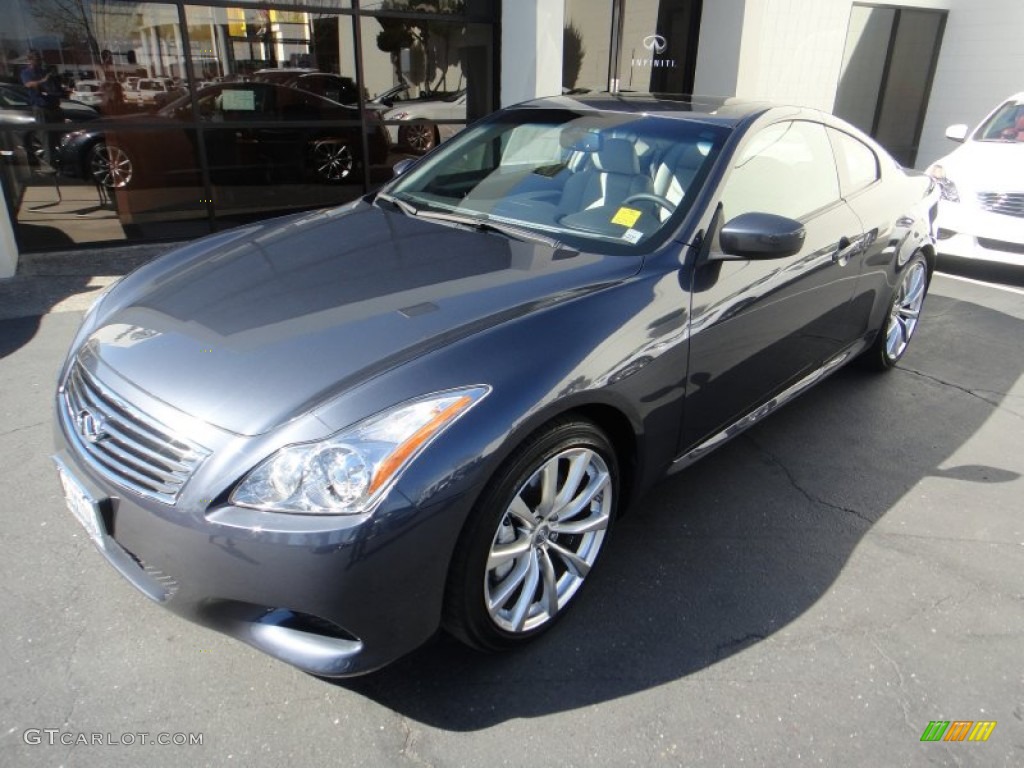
(501, 0, 564, 106)
(694, 0, 1010, 169)
(741, 0, 851, 110)
(917, 0, 1024, 168)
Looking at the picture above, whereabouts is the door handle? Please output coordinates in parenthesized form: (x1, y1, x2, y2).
(833, 235, 861, 265)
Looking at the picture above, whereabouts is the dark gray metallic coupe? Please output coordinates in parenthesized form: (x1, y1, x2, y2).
(53, 94, 937, 676)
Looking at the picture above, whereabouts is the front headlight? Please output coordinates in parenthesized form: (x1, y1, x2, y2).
(388, 111, 411, 121)
(230, 386, 489, 515)
(926, 163, 960, 202)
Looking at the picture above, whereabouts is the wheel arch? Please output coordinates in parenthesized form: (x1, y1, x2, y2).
(81, 137, 104, 177)
(474, 396, 644, 522)
(564, 402, 640, 517)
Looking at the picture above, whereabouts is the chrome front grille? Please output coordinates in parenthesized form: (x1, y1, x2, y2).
(61, 361, 209, 504)
(977, 192, 1024, 218)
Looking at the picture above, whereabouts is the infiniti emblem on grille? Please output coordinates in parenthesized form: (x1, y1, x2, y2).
(76, 407, 107, 444)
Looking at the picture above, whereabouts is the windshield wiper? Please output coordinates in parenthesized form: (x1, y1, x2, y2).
(415, 210, 563, 249)
(375, 192, 419, 217)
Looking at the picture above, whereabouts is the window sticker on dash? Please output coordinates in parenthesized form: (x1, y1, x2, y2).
(611, 207, 642, 227)
(622, 228, 643, 244)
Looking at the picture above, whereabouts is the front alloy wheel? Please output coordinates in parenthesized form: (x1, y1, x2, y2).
(89, 142, 132, 189)
(311, 140, 354, 182)
(445, 419, 617, 650)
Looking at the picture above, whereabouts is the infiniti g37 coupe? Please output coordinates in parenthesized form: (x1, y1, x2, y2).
(53, 94, 937, 676)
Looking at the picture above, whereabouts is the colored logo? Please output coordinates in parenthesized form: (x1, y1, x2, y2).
(642, 34, 668, 54)
(920, 721, 996, 742)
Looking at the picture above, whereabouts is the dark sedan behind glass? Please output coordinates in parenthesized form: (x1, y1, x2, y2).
(53, 94, 937, 677)
(57, 82, 388, 189)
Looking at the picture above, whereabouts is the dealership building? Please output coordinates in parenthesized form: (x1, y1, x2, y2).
(1, 0, 1021, 277)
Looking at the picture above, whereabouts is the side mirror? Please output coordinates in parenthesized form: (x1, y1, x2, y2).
(945, 124, 969, 143)
(717, 212, 806, 260)
(392, 157, 416, 178)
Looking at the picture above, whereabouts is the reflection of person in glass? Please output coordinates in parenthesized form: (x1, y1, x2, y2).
(99, 48, 125, 115)
(20, 49, 62, 168)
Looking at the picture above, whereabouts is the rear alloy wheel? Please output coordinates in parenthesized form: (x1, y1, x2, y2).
(399, 122, 437, 154)
(311, 140, 354, 182)
(88, 142, 133, 189)
(445, 419, 617, 651)
(862, 253, 930, 370)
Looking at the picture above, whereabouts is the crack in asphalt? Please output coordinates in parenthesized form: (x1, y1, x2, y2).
(0, 421, 46, 438)
(869, 639, 914, 732)
(897, 366, 1024, 420)
(744, 436, 874, 526)
(397, 714, 433, 768)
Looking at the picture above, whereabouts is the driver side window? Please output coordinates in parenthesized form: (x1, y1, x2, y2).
(721, 121, 841, 221)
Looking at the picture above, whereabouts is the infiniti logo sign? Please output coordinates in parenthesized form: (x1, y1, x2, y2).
(76, 407, 108, 444)
(642, 34, 668, 54)
(632, 34, 676, 70)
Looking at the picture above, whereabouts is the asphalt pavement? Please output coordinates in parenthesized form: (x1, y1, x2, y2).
(1, 251, 1022, 767)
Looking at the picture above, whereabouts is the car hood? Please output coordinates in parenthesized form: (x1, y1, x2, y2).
(83, 202, 639, 435)
(935, 140, 1024, 192)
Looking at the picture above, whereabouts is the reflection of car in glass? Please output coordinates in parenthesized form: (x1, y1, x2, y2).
(0, 83, 98, 163)
(57, 82, 389, 189)
(71, 80, 105, 107)
(383, 89, 466, 152)
(285, 73, 359, 106)
(927, 93, 1024, 266)
(366, 83, 461, 114)
(53, 95, 937, 678)
(367, 82, 414, 110)
(254, 70, 360, 106)
(135, 78, 172, 106)
(0, 83, 99, 124)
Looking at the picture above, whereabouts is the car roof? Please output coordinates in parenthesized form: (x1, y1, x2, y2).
(515, 92, 795, 127)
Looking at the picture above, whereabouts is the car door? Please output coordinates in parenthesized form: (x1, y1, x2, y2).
(826, 126, 903, 340)
(681, 119, 865, 451)
(198, 83, 273, 183)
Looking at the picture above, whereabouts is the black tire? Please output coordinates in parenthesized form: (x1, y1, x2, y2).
(88, 142, 133, 189)
(399, 122, 438, 154)
(310, 139, 355, 182)
(444, 418, 618, 652)
(859, 252, 930, 371)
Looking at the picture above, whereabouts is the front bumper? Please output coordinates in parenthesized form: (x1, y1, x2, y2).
(53, 398, 471, 677)
(934, 199, 1024, 266)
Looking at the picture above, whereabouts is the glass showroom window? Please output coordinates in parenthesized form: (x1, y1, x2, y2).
(1, 0, 496, 251)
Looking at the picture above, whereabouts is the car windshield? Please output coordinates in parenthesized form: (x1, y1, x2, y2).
(976, 100, 1024, 142)
(384, 108, 729, 253)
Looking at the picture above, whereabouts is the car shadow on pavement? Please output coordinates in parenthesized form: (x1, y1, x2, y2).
(937, 256, 1024, 288)
(336, 290, 1024, 730)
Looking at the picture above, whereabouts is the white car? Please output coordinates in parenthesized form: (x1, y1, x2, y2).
(71, 80, 104, 107)
(383, 90, 466, 153)
(927, 93, 1024, 266)
(135, 78, 172, 106)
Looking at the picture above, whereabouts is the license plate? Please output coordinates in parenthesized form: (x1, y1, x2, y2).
(57, 465, 106, 550)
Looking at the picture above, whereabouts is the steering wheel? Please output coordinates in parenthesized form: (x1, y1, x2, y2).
(622, 193, 677, 214)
